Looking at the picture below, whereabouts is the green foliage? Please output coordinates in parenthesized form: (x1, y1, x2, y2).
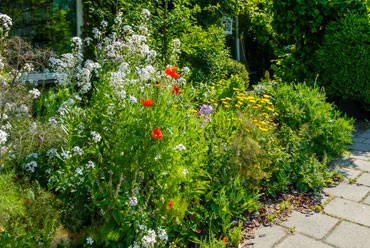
(314, 14, 370, 109)
(0, 173, 24, 226)
(0, 7, 357, 247)
(264, 82, 354, 192)
(272, 0, 368, 82)
(180, 25, 248, 84)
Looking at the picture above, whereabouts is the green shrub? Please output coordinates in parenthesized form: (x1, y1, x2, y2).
(272, 0, 367, 82)
(180, 25, 249, 84)
(314, 14, 370, 109)
(265, 82, 354, 192)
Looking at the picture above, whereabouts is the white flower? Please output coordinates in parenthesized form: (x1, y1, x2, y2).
(29, 88, 41, 99)
(46, 148, 58, 158)
(60, 150, 70, 160)
(0, 14, 12, 35)
(72, 146, 84, 156)
(1, 122, 11, 130)
(26, 153, 38, 160)
(23, 63, 34, 73)
(24, 161, 37, 173)
(86, 237, 94, 245)
(182, 169, 189, 176)
(86, 160, 95, 169)
(0, 129, 8, 145)
(100, 20, 108, 28)
(128, 95, 137, 104)
(141, 9, 151, 19)
(137, 65, 155, 81)
(128, 196, 138, 206)
(75, 168, 83, 176)
(91, 131, 101, 143)
(183, 66, 190, 74)
(1, 113, 8, 120)
(157, 227, 168, 242)
(173, 38, 181, 48)
(174, 144, 186, 151)
(141, 229, 156, 247)
(48, 117, 57, 125)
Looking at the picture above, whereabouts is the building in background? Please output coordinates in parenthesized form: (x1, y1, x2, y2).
(0, 0, 83, 53)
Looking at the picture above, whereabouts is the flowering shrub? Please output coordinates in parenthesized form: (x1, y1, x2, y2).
(0, 9, 354, 247)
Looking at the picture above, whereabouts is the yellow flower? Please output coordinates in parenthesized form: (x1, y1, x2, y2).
(258, 126, 269, 132)
(190, 109, 198, 113)
(248, 99, 257, 103)
(224, 105, 230, 108)
(263, 94, 270, 99)
(213, 103, 219, 107)
(233, 87, 240, 91)
(225, 97, 232, 101)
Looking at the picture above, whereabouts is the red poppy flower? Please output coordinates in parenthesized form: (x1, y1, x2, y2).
(164, 67, 180, 79)
(171, 84, 181, 95)
(141, 99, 154, 107)
(222, 236, 227, 244)
(151, 128, 163, 139)
(167, 200, 174, 208)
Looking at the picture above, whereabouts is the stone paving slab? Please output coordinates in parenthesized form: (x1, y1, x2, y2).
(324, 183, 370, 202)
(245, 225, 287, 248)
(325, 221, 370, 248)
(350, 151, 370, 161)
(279, 211, 338, 239)
(324, 198, 370, 227)
(363, 194, 370, 205)
(337, 158, 370, 171)
(337, 167, 362, 180)
(275, 233, 333, 248)
(356, 172, 370, 186)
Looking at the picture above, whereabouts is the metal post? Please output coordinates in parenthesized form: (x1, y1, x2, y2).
(76, 0, 83, 37)
(235, 16, 240, 62)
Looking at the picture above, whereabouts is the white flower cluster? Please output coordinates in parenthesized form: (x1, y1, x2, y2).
(24, 161, 37, 173)
(131, 225, 168, 248)
(174, 144, 186, 151)
(0, 129, 7, 145)
(0, 13, 12, 36)
(72, 146, 84, 156)
(23, 63, 34, 73)
(91, 131, 101, 143)
(29, 88, 41, 99)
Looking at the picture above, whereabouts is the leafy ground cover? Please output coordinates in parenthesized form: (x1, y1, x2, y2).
(0, 10, 354, 247)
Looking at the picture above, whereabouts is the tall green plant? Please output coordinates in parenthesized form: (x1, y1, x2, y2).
(272, 0, 367, 82)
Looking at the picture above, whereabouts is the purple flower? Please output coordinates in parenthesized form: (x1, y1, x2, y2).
(199, 104, 213, 116)
(128, 196, 138, 206)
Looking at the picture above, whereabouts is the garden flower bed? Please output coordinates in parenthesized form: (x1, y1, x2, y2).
(0, 10, 353, 247)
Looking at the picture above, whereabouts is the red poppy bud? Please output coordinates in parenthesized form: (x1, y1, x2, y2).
(222, 236, 227, 244)
(167, 200, 174, 208)
(151, 128, 163, 139)
(171, 84, 181, 95)
(141, 99, 154, 107)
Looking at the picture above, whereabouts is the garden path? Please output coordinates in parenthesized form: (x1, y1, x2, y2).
(242, 128, 370, 248)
